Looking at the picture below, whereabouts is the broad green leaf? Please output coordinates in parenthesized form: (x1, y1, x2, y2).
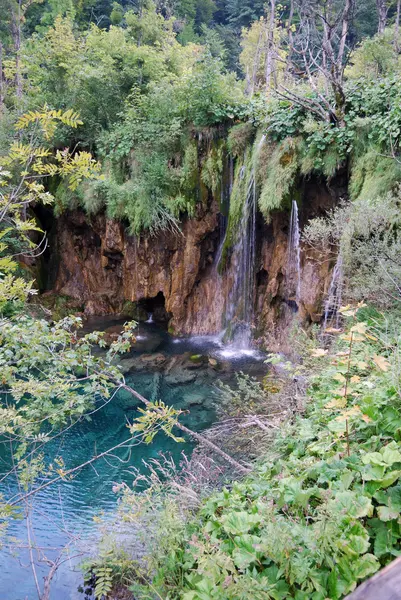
(352, 553, 380, 580)
(221, 511, 261, 535)
(377, 506, 400, 521)
(232, 534, 262, 568)
(328, 491, 373, 518)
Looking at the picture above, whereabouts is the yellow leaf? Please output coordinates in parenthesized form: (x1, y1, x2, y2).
(325, 397, 347, 409)
(350, 322, 367, 334)
(352, 334, 366, 342)
(325, 327, 342, 334)
(373, 354, 390, 372)
(336, 351, 350, 357)
(357, 361, 368, 369)
(330, 387, 347, 397)
(365, 334, 378, 341)
(350, 375, 361, 383)
(311, 348, 328, 357)
(336, 405, 362, 420)
(333, 373, 346, 383)
(362, 414, 372, 423)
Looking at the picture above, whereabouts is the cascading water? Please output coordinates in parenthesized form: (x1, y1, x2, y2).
(222, 135, 266, 349)
(213, 156, 232, 326)
(323, 253, 344, 329)
(287, 200, 301, 305)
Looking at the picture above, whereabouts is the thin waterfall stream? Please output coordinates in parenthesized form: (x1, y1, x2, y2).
(287, 200, 301, 306)
(222, 135, 266, 350)
(323, 253, 344, 329)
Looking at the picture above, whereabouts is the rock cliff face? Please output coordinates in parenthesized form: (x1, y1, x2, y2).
(44, 175, 343, 338)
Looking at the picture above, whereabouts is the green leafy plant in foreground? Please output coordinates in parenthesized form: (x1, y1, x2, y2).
(129, 304, 401, 599)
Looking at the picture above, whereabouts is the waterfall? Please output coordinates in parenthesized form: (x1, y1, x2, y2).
(323, 253, 344, 329)
(287, 200, 301, 305)
(224, 169, 257, 348)
(215, 214, 227, 271)
(220, 134, 265, 349)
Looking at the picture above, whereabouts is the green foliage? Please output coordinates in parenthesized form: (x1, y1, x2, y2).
(21, 8, 244, 233)
(303, 190, 401, 307)
(346, 28, 401, 80)
(0, 108, 100, 309)
(131, 307, 401, 599)
(14, 0, 399, 239)
(226, 121, 254, 157)
(350, 150, 401, 201)
(130, 400, 185, 444)
(83, 547, 139, 600)
(258, 137, 300, 218)
(201, 140, 225, 194)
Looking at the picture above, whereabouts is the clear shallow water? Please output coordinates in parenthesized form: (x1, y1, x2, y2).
(0, 323, 265, 599)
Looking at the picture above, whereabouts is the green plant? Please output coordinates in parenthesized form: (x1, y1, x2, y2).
(129, 305, 401, 599)
(258, 137, 301, 218)
(83, 548, 139, 599)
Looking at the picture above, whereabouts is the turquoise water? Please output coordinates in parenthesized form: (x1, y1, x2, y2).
(0, 323, 265, 599)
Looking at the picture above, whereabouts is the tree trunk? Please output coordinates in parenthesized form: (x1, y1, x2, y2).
(11, 0, 22, 99)
(376, 0, 387, 34)
(284, 0, 295, 81)
(265, 0, 276, 93)
(119, 382, 253, 474)
(395, 0, 401, 51)
(333, 0, 355, 126)
(249, 27, 264, 96)
(0, 42, 3, 108)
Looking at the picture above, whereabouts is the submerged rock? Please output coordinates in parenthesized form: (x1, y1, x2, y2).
(139, 353, 167, 368)
(180, 392, 206, 407)
(164, 368, 198, 385)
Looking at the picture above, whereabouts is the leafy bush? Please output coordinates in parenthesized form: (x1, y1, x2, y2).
(303, 191, 401, 307)
(130, 306, 401, 599)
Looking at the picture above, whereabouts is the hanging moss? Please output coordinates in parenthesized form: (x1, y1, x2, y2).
(218, 154, 252, 272)
(350, 148, 401, 201)
(227, 122, 255, 158)
(200, 139, 225, 194)
(218, 133, 266, 271)
(300, 139, 345, 179)
(181, 140, 198, 193)
(53, 180, 83, 215)
(258, 137, 301, 220)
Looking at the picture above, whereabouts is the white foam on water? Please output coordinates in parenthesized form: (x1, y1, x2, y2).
(216, 347, 262, 360)
(184, 334, 223, 347)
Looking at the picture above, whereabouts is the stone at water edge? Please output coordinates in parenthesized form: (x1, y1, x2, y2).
(139, 353, 167, 368)
(164, 368, 198, 385)
(179, 392, 207, 408)
(117, 357, 138, 374)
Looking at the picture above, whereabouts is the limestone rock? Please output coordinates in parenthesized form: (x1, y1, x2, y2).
(139, 353, 167, 368)
(45, 174, 342, 346)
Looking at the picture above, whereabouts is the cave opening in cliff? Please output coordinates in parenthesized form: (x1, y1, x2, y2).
(138, 291, 171, 324)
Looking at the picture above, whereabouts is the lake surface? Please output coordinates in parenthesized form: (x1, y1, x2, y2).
(0, 321, 265, 599)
